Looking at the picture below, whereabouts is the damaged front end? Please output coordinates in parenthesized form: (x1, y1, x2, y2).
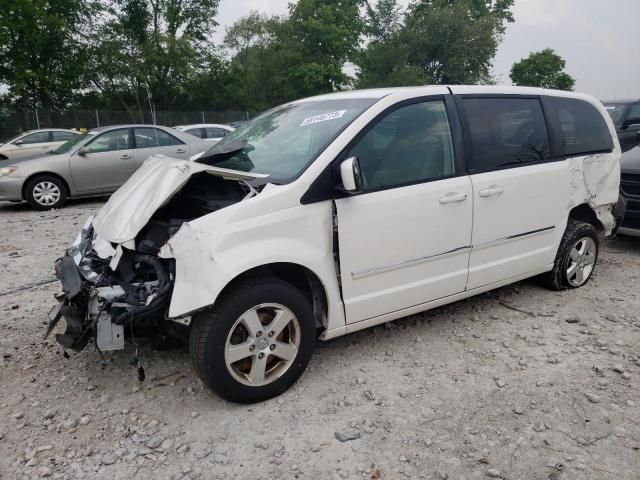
(46, 156, 268, 354)
(46, 216, 175, 352)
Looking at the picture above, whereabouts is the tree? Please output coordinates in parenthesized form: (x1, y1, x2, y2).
(357, 0, 515, 88)
(283, 0, 364, 96)
(0, 0, 96, 109)
(222, 12, 282, 110)
(223, 0, 364, 109)
(362, 0, 402, 42)
(510, 48, 575, 91)
(84, 0, 221, 117)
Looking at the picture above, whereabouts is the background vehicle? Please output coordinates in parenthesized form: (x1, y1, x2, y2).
(0, 125, 209, 209)
(603, 100, 640, 152)
(603, 100, 640, 236)
(174, 123, 235, 143)
(0, 129, 80, 162)
(618, 144, 640, 236)
(49, 86, 620, 403)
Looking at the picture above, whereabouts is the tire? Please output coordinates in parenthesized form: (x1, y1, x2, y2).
(541, 220, 599, 290)
(25, 175, 67, 210)
(190, 277, 316, 403)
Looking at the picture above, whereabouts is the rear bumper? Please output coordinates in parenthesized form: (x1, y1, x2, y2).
(0, 176, 24, 201)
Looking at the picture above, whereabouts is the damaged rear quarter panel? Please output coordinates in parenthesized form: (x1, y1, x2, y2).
(161, 193, 346, 331)
(565, 97, 622, 234)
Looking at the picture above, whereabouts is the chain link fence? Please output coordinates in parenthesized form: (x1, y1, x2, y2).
(0, 109, 256, 141)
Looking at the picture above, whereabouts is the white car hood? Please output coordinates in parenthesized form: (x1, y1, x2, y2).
(93, 155, 267, 244)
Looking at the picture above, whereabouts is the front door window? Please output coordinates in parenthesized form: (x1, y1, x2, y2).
(346, 100, 455, 191)
(85, 129, 130, 153)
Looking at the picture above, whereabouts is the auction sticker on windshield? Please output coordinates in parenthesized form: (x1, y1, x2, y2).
(300, 110, 347, 126)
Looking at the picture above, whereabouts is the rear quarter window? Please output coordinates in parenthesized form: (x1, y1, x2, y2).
(545, 97, 613, 156)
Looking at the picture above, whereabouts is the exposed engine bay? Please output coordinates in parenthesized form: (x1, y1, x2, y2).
(46, 163, 262, 354)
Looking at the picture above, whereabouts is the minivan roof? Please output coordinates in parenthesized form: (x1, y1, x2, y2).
(602, 99, 639, 104)
(298, 85, 601, 103)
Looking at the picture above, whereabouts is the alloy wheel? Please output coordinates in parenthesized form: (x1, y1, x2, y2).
(566, 236, 596, 287)
(224, 303, 301, 387)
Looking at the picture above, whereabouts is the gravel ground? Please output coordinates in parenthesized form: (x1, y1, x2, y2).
(1, 199, 639, 480)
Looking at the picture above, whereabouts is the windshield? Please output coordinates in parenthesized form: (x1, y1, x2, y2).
(1, 132, 28, 144)
(52, 132, 92, 154)
(604, 104, 627, 125)
(198, 98, 378, 182)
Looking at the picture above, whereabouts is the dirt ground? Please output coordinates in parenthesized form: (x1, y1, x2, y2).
(0, 198, 639, 480)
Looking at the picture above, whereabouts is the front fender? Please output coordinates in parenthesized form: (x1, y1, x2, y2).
(164, 202, 346, 332)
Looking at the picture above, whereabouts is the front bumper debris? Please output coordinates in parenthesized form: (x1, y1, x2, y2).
(47, 217, 173, 353)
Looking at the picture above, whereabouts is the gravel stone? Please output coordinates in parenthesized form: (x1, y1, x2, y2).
(63, 418, 78, 429)
(38, 466, 52, 477)
(335, 431, 361, 442)
(147, 436, 164, 449)
(0, 200, 638, 479)
(585, 392, 601, 404)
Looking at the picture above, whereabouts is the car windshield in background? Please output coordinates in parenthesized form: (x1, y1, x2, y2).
(604, 104, 627, 125)
(199, 98, 379, 183)
(52, 132, 91, 154)
(1, 133, 24, 144)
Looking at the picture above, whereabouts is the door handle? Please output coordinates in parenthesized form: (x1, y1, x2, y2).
(479, 185, 504, 197)
(120, 154, 132, 160)
(175, 148, 186, 154)
(439, 192, 467, 204)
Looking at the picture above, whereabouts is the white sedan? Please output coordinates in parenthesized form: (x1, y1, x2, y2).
(0, 129, 81, 161)
(174, 124, 235, 143)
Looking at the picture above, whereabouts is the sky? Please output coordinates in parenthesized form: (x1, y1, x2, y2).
(214, 0, 640, 100)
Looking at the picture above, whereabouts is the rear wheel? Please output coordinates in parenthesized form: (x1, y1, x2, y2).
(542, 220, 599, 290)
(189, 278, 315, 403)
(25, 175, 67, 210)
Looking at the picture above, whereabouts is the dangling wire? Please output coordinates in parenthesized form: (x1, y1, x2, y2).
(129, 311, 145, 382)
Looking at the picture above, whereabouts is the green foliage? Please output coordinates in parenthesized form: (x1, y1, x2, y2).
(223, 0, 364, 109)
(0, 0, 529, 115)
(363, 0, 402, 42)
(510, 48, 575, 91)
(83, 0, 221, 118)
(357, 0, 514, 88)
(0, 0, 96, 109)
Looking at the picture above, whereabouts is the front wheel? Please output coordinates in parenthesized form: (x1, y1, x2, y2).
(189, 278, 316, 403)
(25, 175, 67, 210)
(542, 220, 599, 290)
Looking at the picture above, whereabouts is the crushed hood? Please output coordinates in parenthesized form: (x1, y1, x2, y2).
(93, 155, 268, 244)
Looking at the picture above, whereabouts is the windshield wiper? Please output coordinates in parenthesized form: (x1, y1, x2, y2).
(197, 141, 246, 165)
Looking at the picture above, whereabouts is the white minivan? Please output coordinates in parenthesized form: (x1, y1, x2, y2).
(48, 86, 621, 403)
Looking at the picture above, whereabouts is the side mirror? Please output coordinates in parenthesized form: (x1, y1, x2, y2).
(14, 140, 23, 146)
(339, 156, 363, 193)
(77, 147, 89, 156)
